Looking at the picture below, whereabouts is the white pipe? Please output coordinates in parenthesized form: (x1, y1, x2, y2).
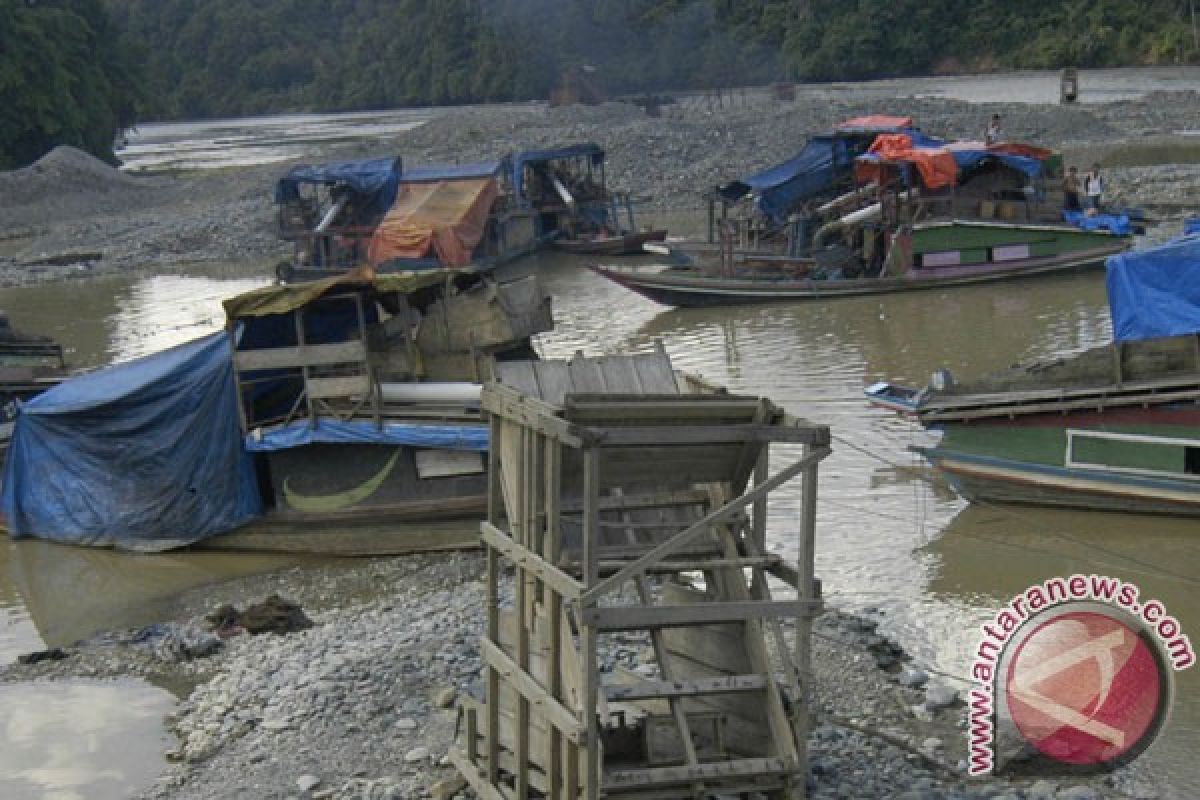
(315, 195, 349, 233)
(380, 382, 482, 405)
(550, 173, 576, 212)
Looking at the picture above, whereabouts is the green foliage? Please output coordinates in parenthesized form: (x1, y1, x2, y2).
(85, 0, 1200, 124)
(0, 0, 144, 169)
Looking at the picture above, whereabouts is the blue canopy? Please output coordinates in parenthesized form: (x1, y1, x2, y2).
(274, 156, 403, 217)
(1, 333, 263, 551)
(948, 149, 1043, 179)
(1186, 218, 1200, 236)
(246, 419, 488, 453)
(720, 136, 854, 223)
(402, 159, 508, 184)
(513, 143, 605, 200)
(1106, 234, 1200, 342)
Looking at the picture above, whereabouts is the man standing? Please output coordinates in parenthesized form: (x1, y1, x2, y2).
(1062, 166, 1082, 212)
(985, 114, 1003, 145)
(1083, 163, 1105, 211)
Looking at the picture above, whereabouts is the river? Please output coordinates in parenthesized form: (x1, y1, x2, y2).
(3, 67, 1199, 797)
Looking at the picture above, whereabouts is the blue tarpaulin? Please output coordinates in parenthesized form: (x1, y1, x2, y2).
(1064, 210, 1132, 236)
(512, 143, 604, 200)
(274, 156, 403, 217)
(1, 333, 263, 551)
(1107, 234, 1200, 342)
(402, 160, 507, 184)
(246, 419, 488, 453)
(1187, 218, 1200, 235)
(720, 136, 852, 223)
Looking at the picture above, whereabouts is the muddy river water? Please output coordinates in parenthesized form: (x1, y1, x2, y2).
(3, 67, 1200, 797)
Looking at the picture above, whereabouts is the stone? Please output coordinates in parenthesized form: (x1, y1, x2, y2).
(898, 667, 929, 688)
(1028, 779, 1058, 800)
(920, 737, 943, 752)
(1056, 788, 1100, 800)
(396, 717, 418, 731)
(296, 774, 321, 792)
(924, 684, 959, 711)
(404, 746, 430, 763)
(433, 687, 457, 709)
(429, 775, 468, 800)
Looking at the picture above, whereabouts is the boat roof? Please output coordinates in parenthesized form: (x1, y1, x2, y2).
(274, 156, 403, 215)
(512, 143, 605, 199)
(1107, 234, 1200, 342)
(223, 270, 450, 320)
(401, 159, 509, 184)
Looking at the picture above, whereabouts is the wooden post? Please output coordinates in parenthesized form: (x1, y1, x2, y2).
(581, 447, 601, 800)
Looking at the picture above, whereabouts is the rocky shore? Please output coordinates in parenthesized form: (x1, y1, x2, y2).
(1, 551, 1163, 800)
(1, 85, 1198, 288)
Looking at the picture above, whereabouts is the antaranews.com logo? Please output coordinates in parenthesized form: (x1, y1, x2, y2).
(968, 574, 1194, 776)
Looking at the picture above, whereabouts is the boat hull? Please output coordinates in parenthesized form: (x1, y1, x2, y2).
(552, 229, 668, 256)
(918, 406, 1200, 516)
(590, 243, 1124, 308)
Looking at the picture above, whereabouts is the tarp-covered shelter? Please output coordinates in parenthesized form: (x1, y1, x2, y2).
(368, 162, 504, 268)
(719, 118, 912, 223)
(855, 133, 959, 190)
(512, 143, 605, 202)
(1106, 234, 1200, 342)
(274, 156, 403, 218)
(943, 141, 1044, 179)
(1, 333, 263, 551)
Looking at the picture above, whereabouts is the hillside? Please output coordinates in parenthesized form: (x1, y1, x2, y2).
(104, 0, 1199, 120)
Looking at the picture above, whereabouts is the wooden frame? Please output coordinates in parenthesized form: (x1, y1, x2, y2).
(450, 354, 830, 799)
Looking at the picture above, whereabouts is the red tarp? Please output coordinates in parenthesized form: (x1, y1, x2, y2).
(367, 177, 498, 268)
(836, 115, 915, 131)
(854, 133, 958, 190)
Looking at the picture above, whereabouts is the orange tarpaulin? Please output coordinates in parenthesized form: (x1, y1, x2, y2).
(854, 133, 958, 190)
(367, 177, 498, 268)
(836, 115, 914, 131)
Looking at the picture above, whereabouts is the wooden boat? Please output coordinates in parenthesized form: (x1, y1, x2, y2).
(552, 228, 667, 256)
(591, 220, 1127, 308)
(867, 233, 1200, 516)
(276, 143, 661, 280)
(593, 125, 1132, 308)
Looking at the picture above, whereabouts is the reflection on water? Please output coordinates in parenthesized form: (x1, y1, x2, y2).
(0, 679, 174, 800)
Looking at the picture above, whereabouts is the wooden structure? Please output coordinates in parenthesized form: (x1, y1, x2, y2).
(450, 350, 831, 799)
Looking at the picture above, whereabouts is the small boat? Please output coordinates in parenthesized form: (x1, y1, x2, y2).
(552, 228, 667, 256)
(868, 232, 1200, 516)
(276, 143, 652, 280)
(592, 124, 1132, 308)
(0, 268, 553, 553)
(0, 312, 66, 467)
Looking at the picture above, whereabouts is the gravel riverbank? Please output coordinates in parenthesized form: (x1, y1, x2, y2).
(0, 552, 1164, 800)
(1, 85, 1198, 288)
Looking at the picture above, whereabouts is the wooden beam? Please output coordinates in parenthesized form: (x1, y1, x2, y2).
(581, 446, 831, 604)
(604, 756, 796, 788)
(482, 384, 583, 447)
(480, 639, 585, 745)
(233, 340, 367, 371)
(588, 425, 828, 446)
(604, 674, 768, 701)
(583, 600, 815, 630)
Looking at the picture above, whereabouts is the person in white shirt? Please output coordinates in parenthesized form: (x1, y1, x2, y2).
(985, 114, 1003, 145)
(1083, 163, 1105, 211)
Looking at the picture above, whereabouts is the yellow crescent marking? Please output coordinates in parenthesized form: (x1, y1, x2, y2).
(282, 448, 403, 513)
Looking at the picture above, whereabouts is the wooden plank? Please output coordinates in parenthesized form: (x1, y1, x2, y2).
(481, 384, 583, 447)
(604, 757, 795, 788)
(306, 374, 371, 400)
(582, 445, 831, 604)
(590, 425, 826, 446)
(481, 526, 586, 600)
(632, 352, 681, 394)
(584, 601, 812, 630)
(495, 360, 540, 397)
(604, 675, 768, 701)
(234, 341, 366, 371)
(481, 638, 585, 744)
(568, 356, 608, 394)
(532, 362, 574, 408)
(595, 556, 781, 575)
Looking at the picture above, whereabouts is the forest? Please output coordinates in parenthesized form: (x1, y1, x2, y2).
(2, 0, 1197, 168)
